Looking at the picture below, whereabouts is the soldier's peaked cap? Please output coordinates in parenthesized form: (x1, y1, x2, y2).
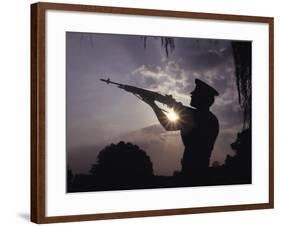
(194, 79, 219, 96)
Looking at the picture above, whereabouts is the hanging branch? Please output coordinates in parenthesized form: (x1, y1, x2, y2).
(231, 41, 252, 129)
(141, 36, 175, 57)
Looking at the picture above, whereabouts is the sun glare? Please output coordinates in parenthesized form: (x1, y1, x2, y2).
(166, 109, 179, 122)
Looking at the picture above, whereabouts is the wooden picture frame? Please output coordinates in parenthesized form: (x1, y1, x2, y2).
(31, 2, 274, 223)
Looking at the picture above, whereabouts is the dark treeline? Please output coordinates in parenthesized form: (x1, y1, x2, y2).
(67, 128, 251, 192)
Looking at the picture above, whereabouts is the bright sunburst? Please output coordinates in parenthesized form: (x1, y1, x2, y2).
(165, 108, 179, 122)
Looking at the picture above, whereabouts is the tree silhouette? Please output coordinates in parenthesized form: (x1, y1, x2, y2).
(207, 128, 252, 185)
(89, 141, 154, 190)
(227, 128, 252, 183)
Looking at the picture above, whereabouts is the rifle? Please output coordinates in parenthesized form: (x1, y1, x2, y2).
(100, 78, 179, 110)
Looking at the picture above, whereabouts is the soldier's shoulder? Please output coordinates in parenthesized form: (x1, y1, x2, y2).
(174, 103, 194, 114)
(182, 105, 196, 113)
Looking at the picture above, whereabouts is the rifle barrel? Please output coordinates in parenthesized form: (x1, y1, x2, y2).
(100, 78, 123, 86)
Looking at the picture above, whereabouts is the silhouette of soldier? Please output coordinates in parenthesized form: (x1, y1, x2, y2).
(143, 79, 219, 184)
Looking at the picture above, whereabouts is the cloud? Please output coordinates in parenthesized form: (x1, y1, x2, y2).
(130, 52, 239, 111)
(131, 61, 192, 103)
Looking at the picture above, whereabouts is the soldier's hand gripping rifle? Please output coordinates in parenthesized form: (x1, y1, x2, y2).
(100, 78, 179, 110)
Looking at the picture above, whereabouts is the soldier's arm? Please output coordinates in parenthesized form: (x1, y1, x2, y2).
(151, 103, 181, 131)
(142, 96, 194, 131)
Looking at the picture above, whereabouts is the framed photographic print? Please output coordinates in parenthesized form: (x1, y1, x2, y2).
(31, 2, 274, 224)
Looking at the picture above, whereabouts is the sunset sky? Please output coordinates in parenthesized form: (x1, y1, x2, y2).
(66, 32, 247, 176)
